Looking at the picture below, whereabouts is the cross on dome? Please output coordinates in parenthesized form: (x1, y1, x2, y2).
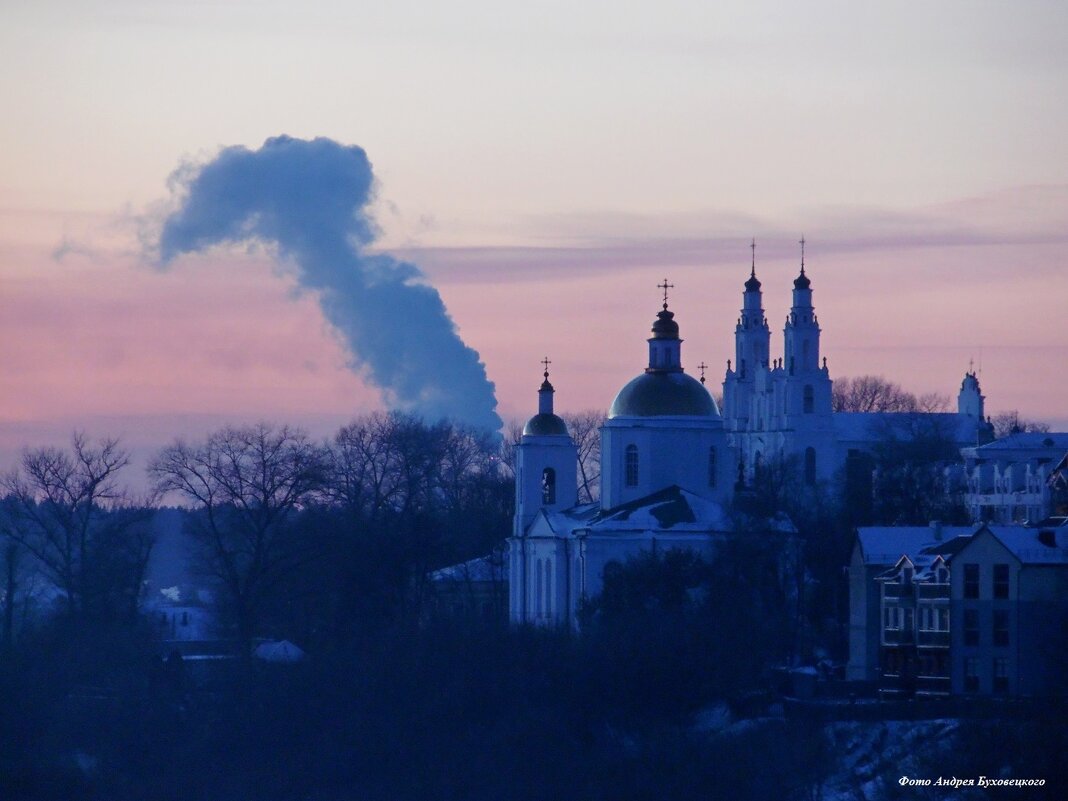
(658, 278, 674, 309)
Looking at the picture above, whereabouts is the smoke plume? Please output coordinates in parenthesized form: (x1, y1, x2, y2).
(157, 135, 501, 432)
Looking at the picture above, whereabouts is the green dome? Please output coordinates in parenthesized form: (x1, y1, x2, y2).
(523, 413, 569, 436)
(608, 372, 720, 418)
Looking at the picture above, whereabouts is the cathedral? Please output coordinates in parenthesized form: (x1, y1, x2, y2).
(508, 245, 989, 627)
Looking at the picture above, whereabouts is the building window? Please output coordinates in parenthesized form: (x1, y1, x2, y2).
(708, 447, 717, 487)
(993, 610, 1009, 647)
(964, 657, 980, 692)
(803, 385, 814, 413)
(541, 467, 556, 504)
(964, 608, 979, 646)
(993, 564, 1009, 599)
(938, 608, 949, 632)
(963, 564, 979, 599)
(804, 447, 816, 485)
(625, 444, 639, 487)
(993, 658, 1009, 694)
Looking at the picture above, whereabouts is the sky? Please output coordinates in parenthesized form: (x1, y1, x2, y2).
(1, 0, 1067, 472)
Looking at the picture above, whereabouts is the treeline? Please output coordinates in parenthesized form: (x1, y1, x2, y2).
(0, 414, 513, 650)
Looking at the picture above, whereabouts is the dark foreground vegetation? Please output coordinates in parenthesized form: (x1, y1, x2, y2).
(0, 391, 1063, 800)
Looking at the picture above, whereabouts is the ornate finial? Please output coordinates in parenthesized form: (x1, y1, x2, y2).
(727, 358, 732, 371)
(823, 356, 827, 370)
(541, 356, 552, 380)
(969, 356, 974, 375)
(658, 278, 674, 309)
(750, 238, 756, 277)
(698, 361, 708, 385)
(799, 235, 806, 274)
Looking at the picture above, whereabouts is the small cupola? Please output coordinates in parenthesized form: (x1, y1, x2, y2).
(523, 358, 569, 436)
(647, 279, 683, 372)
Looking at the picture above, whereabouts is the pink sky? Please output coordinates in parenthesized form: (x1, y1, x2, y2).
(1, 183, 1065, 477)
(1, 2, 1066, 475)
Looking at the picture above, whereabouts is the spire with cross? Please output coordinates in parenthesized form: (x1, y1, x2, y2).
(750, 238, 756, 278)
(658, 278, 674, 309)
(539, 356, 554, 394)
(698, 361, 708, 385)
(799, 235, 806, 274)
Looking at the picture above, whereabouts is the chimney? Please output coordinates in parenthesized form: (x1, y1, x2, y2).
(929, 520, 943, 541)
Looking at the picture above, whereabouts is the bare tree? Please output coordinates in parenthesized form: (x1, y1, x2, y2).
(149, 423, 328, 655)
(0, 433, 152, 621)
(562, 410, 603, 503)
(990, 410, 1051, 439)
(832, 375, 921, 413)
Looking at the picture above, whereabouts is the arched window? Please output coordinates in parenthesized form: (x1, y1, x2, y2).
(708, 447, 717, 487)
(803, 384, 814, 413)
(625, 444, 639, 487)
(541, 467, 556, 504)
(805, 447, 817, 485)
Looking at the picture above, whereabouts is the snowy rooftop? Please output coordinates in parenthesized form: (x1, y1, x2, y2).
(587, 485, 733, 533)
(981, 525, 1068, 564)
(973, 431, 1068, 452)
(430, 553, 506, 583)
(856, 525, 976, 566)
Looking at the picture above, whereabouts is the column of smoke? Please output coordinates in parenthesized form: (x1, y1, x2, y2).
(157, 135, 501, 432)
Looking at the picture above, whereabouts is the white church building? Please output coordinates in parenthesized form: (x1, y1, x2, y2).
(508, 247, 991, 627)
(508, 295, 739, 627)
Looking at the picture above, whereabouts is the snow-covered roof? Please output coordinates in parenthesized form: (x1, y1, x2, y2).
(855, 525, 975, 566)
(980, 525, 1068, 564)
(833, 412, 979, 446)
(976, 432, 1068, 452)
(587, 485, 732, 533)
(253, 640, 306, 663)
(430, 554, 506, 583)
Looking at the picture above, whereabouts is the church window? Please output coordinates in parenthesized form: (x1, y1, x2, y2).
(708, 447, 717, 487)
(804, 447, 816, 485)
(541, 467, 556, 504)
(625, 444, 639, 487)
(803, 385, 814, 413)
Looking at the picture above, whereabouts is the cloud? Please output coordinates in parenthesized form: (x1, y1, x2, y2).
(155, 135, 501, 432)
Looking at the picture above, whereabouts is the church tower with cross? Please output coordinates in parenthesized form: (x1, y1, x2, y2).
(600, 283, 733, 509)
(505, 237, 994, 629)
(513, 359, 579, 538)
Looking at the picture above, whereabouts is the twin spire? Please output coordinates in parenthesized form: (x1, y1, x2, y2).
(745, 236, 811, 292)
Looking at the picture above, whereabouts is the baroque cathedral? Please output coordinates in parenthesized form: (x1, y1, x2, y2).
(508, 245, 989, 627)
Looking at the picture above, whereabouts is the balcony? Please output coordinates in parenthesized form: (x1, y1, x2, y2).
(882, 584, 913, 599)
(917, 585, 949, 600)
(917, 630, 950, 648)
(882, 628, 914, 645)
